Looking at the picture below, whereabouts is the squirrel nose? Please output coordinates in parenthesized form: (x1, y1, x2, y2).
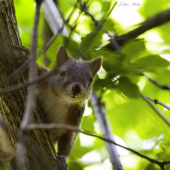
(72, 83, 82, 95)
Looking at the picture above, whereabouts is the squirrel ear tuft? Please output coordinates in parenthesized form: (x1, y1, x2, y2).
(57, 46, 70, 67)
(89, 57, 102, 76)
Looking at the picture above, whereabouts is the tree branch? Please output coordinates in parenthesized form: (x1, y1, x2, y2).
(0, 46, 30, 86)
(90, 93, 123, 170)
(106, 9, 170, 50)
(143, 73, 170, 90)
(0, 66, 59, 94)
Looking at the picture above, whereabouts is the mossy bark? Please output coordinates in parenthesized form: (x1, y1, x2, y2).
(0, 1, 58, 169)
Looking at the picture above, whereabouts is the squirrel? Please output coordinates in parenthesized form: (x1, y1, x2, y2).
(36, 46, 101, 157)
(0, 46, 101, 165)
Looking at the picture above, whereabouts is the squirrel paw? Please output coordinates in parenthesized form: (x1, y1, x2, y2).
(58, 154, 68, 170)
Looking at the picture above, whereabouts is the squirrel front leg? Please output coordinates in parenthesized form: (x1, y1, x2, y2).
(57, 104, 85, 157)
(58, 130, 77, 157)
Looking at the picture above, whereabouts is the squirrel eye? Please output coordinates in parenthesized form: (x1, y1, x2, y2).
(90, 76, 93, 83)
(60, 69, 65, 76)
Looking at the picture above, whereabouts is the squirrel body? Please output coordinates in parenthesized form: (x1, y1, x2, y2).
(37, 85, 84, 155)
(0, 46, 101, 162)
(37, 46, 101, 156)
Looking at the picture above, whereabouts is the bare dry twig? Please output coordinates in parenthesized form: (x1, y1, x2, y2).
(143, 73, 170, 90)
(0, 67, 59, 94)
(140, 93, 170, 127)
(77, 1, 121, 52)
(147, 96, 170, 110)
(17, 1, 42, 170)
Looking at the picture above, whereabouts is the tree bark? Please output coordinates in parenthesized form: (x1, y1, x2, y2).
(0, 1, 58, 169)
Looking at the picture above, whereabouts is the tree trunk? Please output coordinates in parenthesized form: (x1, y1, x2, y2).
(0, 1, 58, 169)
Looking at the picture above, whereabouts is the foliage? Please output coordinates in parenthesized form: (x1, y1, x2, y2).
(14, 0, 170, 169)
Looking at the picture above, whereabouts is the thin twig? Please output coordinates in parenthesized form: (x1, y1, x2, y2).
(67, 10, 81, 40)
(0, 67, 59, 94)
(17, 1, 42, 170)
(147, 96, 170, 110)
(65, 1, 77, 23)
(0, 23, 64, 87)
(143, 73, 170, 90)
(140, 93, 170, 127)
(102, 1, 117, 21)
(0, 46, 30, 86)
(77, 1, 121, 53)
(27, 123, 170, 169)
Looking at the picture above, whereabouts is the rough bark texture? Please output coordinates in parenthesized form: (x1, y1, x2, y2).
(0, 1, 58, 169)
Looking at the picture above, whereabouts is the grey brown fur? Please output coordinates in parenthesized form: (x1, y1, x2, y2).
(37, 46, 101, 156)
(0, 46, 101, 163)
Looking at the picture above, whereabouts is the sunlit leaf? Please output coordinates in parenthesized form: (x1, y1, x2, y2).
(122, 39, 147, 61)
(132, 55, 170, 72)
(118, 77, 139, 98)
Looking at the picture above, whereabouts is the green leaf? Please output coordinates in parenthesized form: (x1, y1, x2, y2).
(103, 53, 125, 72)
(132, 55, 170, 72)
(103, 18, 115, 32)
(93, 77, 116, 92)
(125, 73, 141, 84)
(79, 27, 104, 54)
(101, 0, 111, 14)
(118, 77, 139, 98)
(122, 39, 146, 61)
(81, 115, 95, 133)
(64, 38, 79, 58)
(58, 0, 73, 17)
(45, 35, 65, 69)
(161, 49, 170, 54)
(91, 49, 114, 60)
(157, 22, 170, 47)
(139, 0, 169, 18)
(102, 53, 141, 75)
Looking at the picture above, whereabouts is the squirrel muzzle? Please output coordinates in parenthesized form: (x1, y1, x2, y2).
(72, 82, 82, 97)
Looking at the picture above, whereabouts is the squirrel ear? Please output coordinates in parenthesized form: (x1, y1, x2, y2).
(89, 57, 102, 76)
(57, 46, 70, 67)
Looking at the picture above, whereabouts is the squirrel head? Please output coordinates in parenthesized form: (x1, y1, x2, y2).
(49, 46, 102, 104)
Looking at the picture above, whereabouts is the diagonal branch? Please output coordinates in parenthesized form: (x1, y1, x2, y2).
(20, 0, 42, 129)
(0, 67, 59, 94)
(17, 1, 42, 170)
(143, 73, 170, 90)
(147, 96, 170, 110)
(140, 93, 170, 127)
(90, 93, 123, 170)
(106, 9, 170, 50)
(77, 1, 121, 52)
